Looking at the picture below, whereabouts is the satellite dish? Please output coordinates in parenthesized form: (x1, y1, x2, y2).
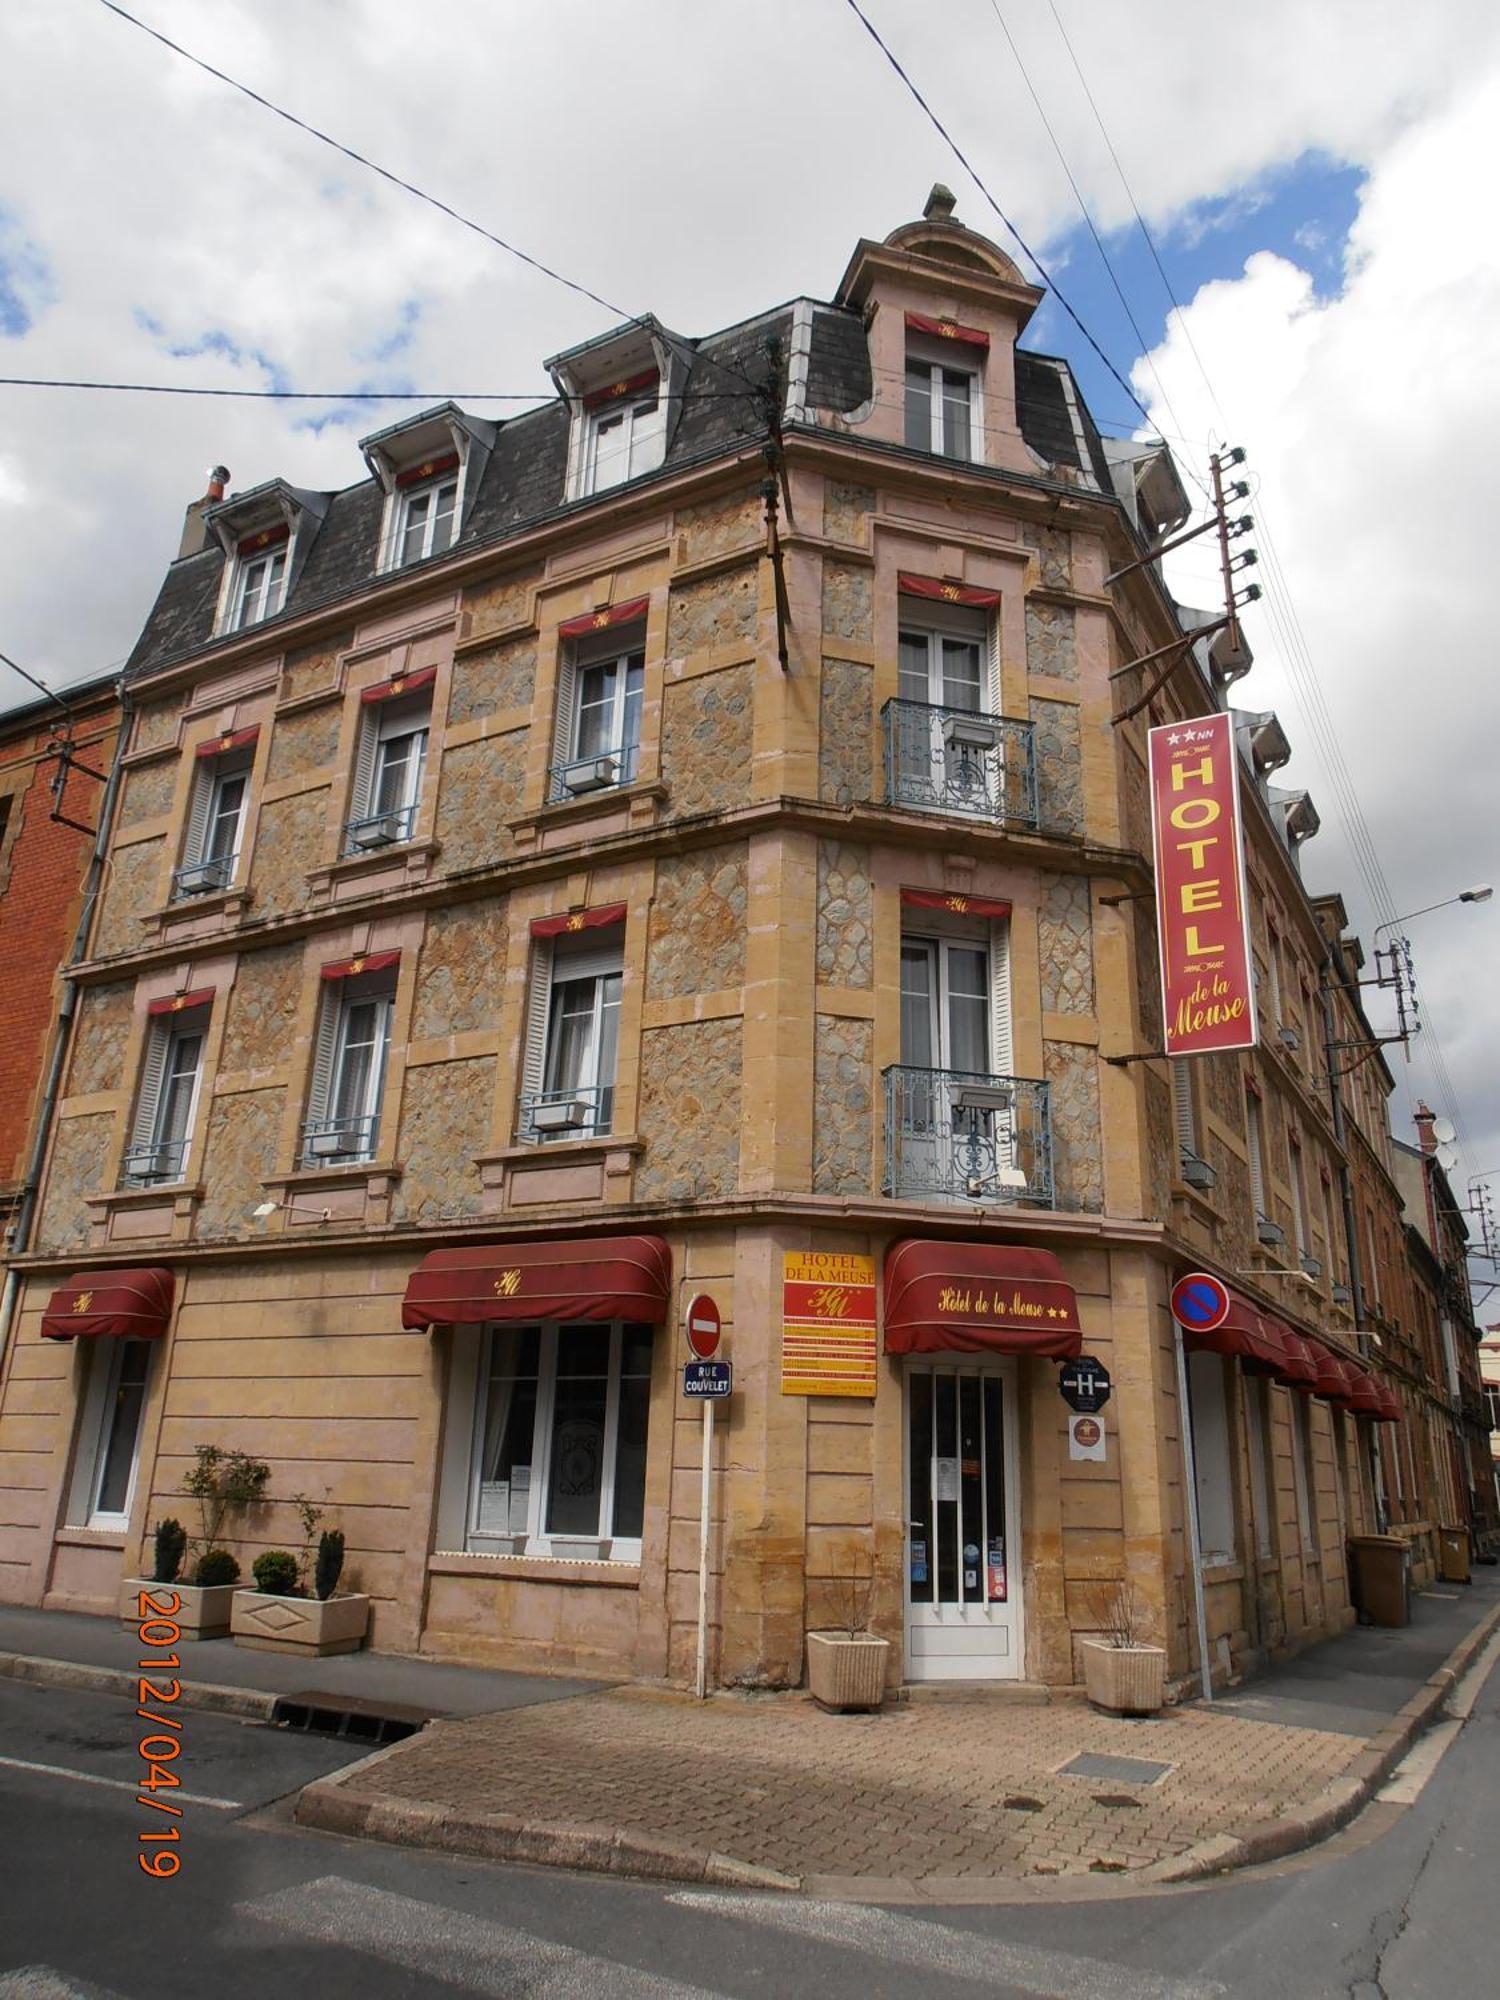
(1437, 1144, 1460, 1173)
(1432, 1116, 1456, 1145)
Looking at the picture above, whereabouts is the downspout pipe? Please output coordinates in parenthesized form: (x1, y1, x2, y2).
(0, 679, 132, 1378)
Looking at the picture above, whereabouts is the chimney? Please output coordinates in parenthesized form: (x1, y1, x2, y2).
(923, 183, 957, 223)
(1413, 1101, 1438, 1156)
(178, 464, 231, 560)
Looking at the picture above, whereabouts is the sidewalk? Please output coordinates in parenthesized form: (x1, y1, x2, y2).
(293, 1570, 1500, 1898)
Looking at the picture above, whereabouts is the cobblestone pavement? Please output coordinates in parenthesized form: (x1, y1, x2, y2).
(329, 1684, 1360, 1883)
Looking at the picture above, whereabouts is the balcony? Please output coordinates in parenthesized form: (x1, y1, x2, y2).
(549, 742, 639, 804)
(882, 1066, 1053, 1207)
(119, 1138, 189, 1188)
(882, 700, 1038, 828)
(517, 1082, 614, 1145)
(301, 1114, 379, 1168)
(344, 803, 418, 853)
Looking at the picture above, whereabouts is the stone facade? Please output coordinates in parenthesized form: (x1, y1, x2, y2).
(659, 663, 753, 818)
(116, 759, 176, 831)
(1032, 698, 1083, 837)
(666, 563, 758, 657)
(267, 704, 341, 781)
(434, 735, 524, 873)
(1120, 742, 1152, 864)
(634, 1019, 741, 1202)
(92, 840, 164, 957)
(219, 944, 304, 1074)
(1135, 909, 1163, 1046)
(675, 487, 760, 566)
(821, 560, 873, 644)
(196, 1089, 285, 1239)
(463, 570, 541, 642)
(647, 845, 748, 1000)
(281, 634, 350, 704)
(1025, 601, 1077, 682)
(818, 659, 873, 806)
(822, 482, 874, 546)
(447, 638, 535, 727)
(1037, 876, 1093, 1016)
(251, 791, 328, 920)
(1145, 1068, 1175, 1222)
(37, 1113, 114, 1248)
(393, 1056, 494, 1222)
(1024, 523, 1072, 591)
(412, 901, 509, 1041)
(815, 842, 872, 989)
(69, 983, 136, 1098)
(812, 1016, 873, 1195)
(131, 698, 180, 757)
(1043, 1041, 1103, 1212)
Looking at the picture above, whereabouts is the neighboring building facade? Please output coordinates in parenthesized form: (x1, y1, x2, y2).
(0, 194, 1432, 1690)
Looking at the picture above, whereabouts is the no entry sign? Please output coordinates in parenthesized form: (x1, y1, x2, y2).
(1170, 1271, 1231, 1334)
(684, 1294, 722, 1360)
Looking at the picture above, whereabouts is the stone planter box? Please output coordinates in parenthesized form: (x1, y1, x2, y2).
(806, 1631, 890, 1712)
(118, 1579, 236, 1640)
(1081, 1640, 1167, 1715)
(230, 1589, 370, 1657)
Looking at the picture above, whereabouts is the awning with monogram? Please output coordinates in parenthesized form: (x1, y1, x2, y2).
(883, 1239, 1083, 1358)
(40, 1268, 175, 1342)
(400, 1236, 672, 1330)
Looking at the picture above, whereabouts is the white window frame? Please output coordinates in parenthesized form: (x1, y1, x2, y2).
(1185, 1348, 1238, 1566)
(1289, 1139, 1311, 1261)
(389, 472, 460, 571)
(1171, 1058, 1200, 1165)
(121, 1005, 209, 1186)
(230, 544, 287, 631)
(517, 931, 624, 1143)
(463, 1320, 653, 1560)
(175, 750, 251, 897)
(69, 1337, 153, 1531)
(346, 692, 430, 851)
(893, 598, 1006, 819)
(1245, 1088, 1269, 1221)
(581, 385, 665, 496)
(904, 335, 984, 463)
(303, 971, 395, 1166)
(551, 633, 645, 799)
(899, 930, 1011, 1077)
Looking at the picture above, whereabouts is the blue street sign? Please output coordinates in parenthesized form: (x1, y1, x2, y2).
(683, 1360, 733, 1399)
(1171, 1271, 1231, 1333)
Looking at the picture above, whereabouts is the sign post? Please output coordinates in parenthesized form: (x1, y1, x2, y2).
(1170, 1271, 1226, 1704)
(683, 1295, 725, 1700)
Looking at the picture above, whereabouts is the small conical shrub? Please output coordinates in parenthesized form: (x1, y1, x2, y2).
(152, 1518, 186, 1585)
(314, 1529, 345, 1602)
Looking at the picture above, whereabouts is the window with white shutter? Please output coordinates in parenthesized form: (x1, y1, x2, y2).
(121, 1003, 210, 1186)
(345, 692, 430, 852)
(302, 967, 396, 1165)
(550, 634, 645, 801)
(174, 750, 252, 898)
(517, 930, 624, 1143)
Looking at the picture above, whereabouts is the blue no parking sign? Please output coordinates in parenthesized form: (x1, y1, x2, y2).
(1170, 1271, 1231, 1334)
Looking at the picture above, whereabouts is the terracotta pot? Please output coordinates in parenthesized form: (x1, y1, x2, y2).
(230, 1589, 370, 1657)
(806, 1630, 890, 1711)
(1081, 1639, 1167, 1715)
(119, 1579, 237, 1640)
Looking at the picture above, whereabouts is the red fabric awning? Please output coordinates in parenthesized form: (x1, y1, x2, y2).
(1182, 1291, 1287, 1373)
(905, 310, 990, 351)
(321, 949, 400, 982)
(1274, 1327, 1321, 1391)
(147, 987, 215, 1017)
(557, 596, 650, 640)
(883, 1239, 1082, 1358)
(41, 1268, 175, 1342)
(360, 665, 438, 705)
(900, 888, 1012, 921)
(1372, 1384, 1403, 1424)
(195, 724, 259, 760)
(530, 902, 627, 939)
(897, 571, 1000, 610)
(1340, 1366, 1386, 1418)
(1309, 1345, 1354, 1402)
(401, 1236, 671, 1330)
(582, 370, 659, 412)
(395, 451, 460, 489)
(235, 523, 288, 556)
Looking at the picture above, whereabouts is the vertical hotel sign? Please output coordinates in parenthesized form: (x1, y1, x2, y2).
(1148, 714, 1257, 1056)
(781, 1252, 877, 1398)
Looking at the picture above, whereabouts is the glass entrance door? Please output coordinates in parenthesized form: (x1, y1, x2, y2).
(905, 1360, 1021, 1679)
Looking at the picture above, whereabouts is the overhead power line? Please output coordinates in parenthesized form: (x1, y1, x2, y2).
(0, 376, 747, 403)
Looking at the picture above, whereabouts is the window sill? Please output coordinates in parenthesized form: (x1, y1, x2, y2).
(512, 779, 667, 851)
(56, 1527, 127, 1550)
(86, 1181, 202, 1249)
(140, 884, 253, 942)
(428, 1551, 641, 1589)
(261, 1161, 402, 1230)
(1169, 1179, 1222, 1224)
(479, 1135, 643, 1214)
(308, 837, 442, 905)
(1200, 1559, 1244, 1585)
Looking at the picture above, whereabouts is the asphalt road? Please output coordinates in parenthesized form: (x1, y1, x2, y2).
(1, 1638, 1496, 1999)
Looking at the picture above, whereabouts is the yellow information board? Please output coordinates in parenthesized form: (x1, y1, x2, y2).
(781, 1250, 878, 1398)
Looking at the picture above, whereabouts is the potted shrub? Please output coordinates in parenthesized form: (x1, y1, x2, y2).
(117, 1518, 242, 1639)
(231, 1529, 370, 1657)
(806, 1569, 890, 1713)
(1080, 1581, 1168, 1715)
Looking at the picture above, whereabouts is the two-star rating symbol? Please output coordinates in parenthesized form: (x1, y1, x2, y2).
(1165, 726, 1215, 746)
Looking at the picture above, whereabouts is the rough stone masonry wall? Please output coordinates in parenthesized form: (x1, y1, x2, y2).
(35, 1112, 115, 1249)
(815, 842, 872, 989)
(821, 561, 873, 645)
(393, 1055, 494, 1222)
(447, 638, 536, 728)
(92, 840, 163, 958)
(647, 845, 748, 1000)
(1037, 876, 1093, 1016)
(267, 704, 341, 782)
(219, 944, 304, 1074)
(252, 790, 328, 920)
(131, 698, 181, 757)
(818, 660, 873, 806)
(812, 1016, 874, 1196)
(412, 901, 508, 1040)
(1025, 601, 1077, 682)
(1044, 1042, 1104, 1212)
(1031, 699, 1084, 838)
(195, 1090, 285, 1240)
(116, 759, 176, 832)
(280, 633, 351, 704)
(822, 482, 874, 547)
(659, 663, 753, 819)
(666, 563, 758, 656)
(69, 983, 135, 1098)
(634, 1019, 741, 1202)
(675, 487, 761, 566)
(435, 734, 525, 873)
(1023, 523, 1072, 591)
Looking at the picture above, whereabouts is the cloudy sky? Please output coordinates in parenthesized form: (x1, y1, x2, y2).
(2, 1, 1496, 1236)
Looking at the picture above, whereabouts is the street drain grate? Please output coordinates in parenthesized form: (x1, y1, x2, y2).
(1058, 1752, 1172, 1786)
(1092, 1792, 1143, 1809)
(271, 1691, 429, 1746)
(1003, 1794, 1044, 1811)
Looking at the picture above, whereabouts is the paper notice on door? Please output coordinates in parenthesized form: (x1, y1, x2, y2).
(508, 1466, 532, 1532)
(934, 1457, 960, 1503)
(476, 1481, 510, 1532)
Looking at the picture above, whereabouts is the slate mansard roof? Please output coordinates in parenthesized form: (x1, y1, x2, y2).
(124, 304, 1115, 683)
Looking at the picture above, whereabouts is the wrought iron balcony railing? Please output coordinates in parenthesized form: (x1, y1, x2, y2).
(882, 699, 1038, 828)
(548, 741, 640, 804)
(119, 1137, 189, 1188)
(517, 1082, 614, 1145)
(344, 802, 419, 853)
(301, 1113, 379, 1168)
(882, 1065, 1054, 1207)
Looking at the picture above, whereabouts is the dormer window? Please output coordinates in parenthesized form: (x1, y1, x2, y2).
(582, 373, 664, 494)
(903, 314, 988, 462)
(360, 406, 494, 576)
(231, 528, 288, 629)
(394, 456, 459, 567)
